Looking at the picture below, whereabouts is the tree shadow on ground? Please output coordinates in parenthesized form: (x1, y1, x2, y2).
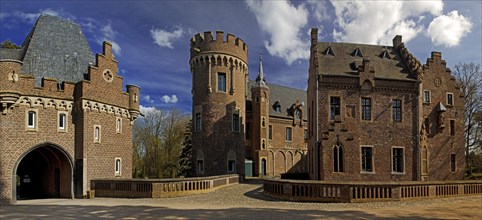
(1, 203, 439, 220)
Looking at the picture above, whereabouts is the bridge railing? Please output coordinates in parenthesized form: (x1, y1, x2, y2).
(264, 179, 482, 203)
(91, 174, 239, 198)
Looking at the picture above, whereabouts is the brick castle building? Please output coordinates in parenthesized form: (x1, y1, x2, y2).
(307, 28, 465, 181)
(190, 29, 465, 181)
(0, 15, 140, 204)
(189, 32, 308, 177)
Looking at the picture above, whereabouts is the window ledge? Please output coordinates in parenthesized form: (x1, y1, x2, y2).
(360, 171, 376, 174)
(391, 172, 405, 175)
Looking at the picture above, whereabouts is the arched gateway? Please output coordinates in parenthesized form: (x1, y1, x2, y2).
(14, 144, 73, 201)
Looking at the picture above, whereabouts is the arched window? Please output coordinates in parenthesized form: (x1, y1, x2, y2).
(262, 139, 266, 149)
(115, 158, 122, 176)
(227, 150, 236, 173)
(333, 145, 344, 172)
(262, 117, 266, 127)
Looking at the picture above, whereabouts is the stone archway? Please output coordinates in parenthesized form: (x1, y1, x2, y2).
(14, 144, 73, 200)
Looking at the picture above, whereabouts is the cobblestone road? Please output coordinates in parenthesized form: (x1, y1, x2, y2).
(1, 180, 481, 219)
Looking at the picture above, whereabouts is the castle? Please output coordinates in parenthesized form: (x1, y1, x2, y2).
(190, 29, 465, 181)
(189, 31, 308, 177)
(0, 14, 140, 204)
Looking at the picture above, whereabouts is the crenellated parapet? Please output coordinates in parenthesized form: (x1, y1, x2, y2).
(397, 43, 424, 81)
(190, 31, 248, 64)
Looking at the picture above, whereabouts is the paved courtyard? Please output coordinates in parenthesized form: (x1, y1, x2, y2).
(1, 180, 481, 219)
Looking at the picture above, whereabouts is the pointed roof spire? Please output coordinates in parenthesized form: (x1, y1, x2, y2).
(255, 52, 267, 86)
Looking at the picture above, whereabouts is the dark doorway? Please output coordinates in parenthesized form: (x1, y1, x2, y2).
(16, 145, 72, 200)
(261, 158, 266, 176)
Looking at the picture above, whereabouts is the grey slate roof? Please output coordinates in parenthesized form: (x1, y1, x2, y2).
(316, 42, 417, 81)
(247, 80, 307, 120)
(0, 48, 25, 61)
(1, 14, 95, 86)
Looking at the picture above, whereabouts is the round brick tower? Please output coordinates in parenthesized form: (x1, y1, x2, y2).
(189, 31, 248, 177)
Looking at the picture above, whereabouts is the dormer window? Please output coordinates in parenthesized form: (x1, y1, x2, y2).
(273, 101, 281, 113)
(353, 48, 363, 57)
(325, 46, 334, 56)
(380, 50, 391, 59)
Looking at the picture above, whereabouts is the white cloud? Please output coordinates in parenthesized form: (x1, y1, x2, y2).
(307, 0, 329, 22)
(139, 105, 161, 115)
(150, 27, 184, 49)
(6, 8, 75, 23)
(330, 0, 444, 45)
(246, 0, 310, 65)
(142, 95, 155, 104)
(427, 10, 473, 47)
(98, 23, 122, 55)
(161, 95, 178, 104)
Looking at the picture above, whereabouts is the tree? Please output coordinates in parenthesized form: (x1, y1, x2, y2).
(453, 63, 482, 175)
(132, 107, 189, 179)
(178, 120, 193, 177)
(0, 40, 21, 49)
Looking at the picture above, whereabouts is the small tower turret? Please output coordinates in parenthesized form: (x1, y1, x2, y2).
(250, 54, 270, 176)
(126, 84, 140, 122)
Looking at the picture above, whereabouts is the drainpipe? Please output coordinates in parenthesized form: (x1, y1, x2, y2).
(316, 74, 320, 180)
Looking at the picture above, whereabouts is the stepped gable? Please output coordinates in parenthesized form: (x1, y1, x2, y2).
(316, 40, 418, 81)
(247, 81, 307, 120)
(17, 14, 94, 86)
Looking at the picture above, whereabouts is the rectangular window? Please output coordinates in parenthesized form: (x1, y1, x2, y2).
(447, 93, 454, 106)
(94, 125, 101, 143)
(450, 120, 455, 136)
(450, 154, 456, 172)
(246, 122, 251, 139)
(423, 90, 431, 103)
(361, 146, 373, 172)
(392, 147, 404, 173)
(268, 125, 273, 140)
(59, 113, 66, 130)
(116, 117, 122, 134)
(195, 113, 201, 131)
(228, 160, 236, 172)
(361, 97, 371, 121)
(115, 158, 122, 176)
(232, 113, 240, 132)
(27, 111, 36, 128)
(392, 99, 402, 122)
(424, 118, 430, 134)
(330, 97, 340, 120)
(285, 127, 292, 142)
(218, 73, 226, 92)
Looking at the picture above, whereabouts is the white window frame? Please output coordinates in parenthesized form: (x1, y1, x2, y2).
(217, 72, 227, 93)
(116, 117, 122, 134)
(360, 145, 375, 174)
(58, 111, 67, 132)
(285, 127, 292, 142)
(26, 109, 38, 131)
(94, 125, 101, 143)
(391, 146, 405, 174)
(423, 90, 431, 103)
(446, 92, 454, 106)
(115, 158, 122, 176)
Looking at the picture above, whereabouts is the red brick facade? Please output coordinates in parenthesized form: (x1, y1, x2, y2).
(0, 36, 140, 203)
(307, 28, 465, 181)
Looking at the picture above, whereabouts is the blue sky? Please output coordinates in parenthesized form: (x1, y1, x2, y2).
(1, 0, 480, 114)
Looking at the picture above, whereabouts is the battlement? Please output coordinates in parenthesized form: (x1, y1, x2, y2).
(190, 31, 248, 62)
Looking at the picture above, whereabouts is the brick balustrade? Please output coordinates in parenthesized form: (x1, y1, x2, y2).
(264, 179, 482, 203)
(91, 174, 239, 198)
